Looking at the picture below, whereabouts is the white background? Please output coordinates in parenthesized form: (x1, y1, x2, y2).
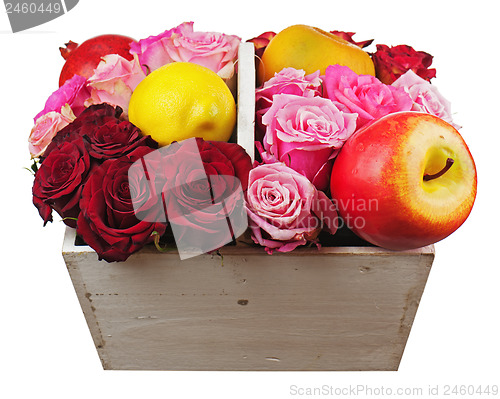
(1, 0, 499, 398)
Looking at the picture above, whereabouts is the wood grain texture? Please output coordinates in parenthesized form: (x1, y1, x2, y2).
(62, 227, 434, 370)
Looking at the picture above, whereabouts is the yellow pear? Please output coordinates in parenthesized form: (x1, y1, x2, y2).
(258, 24, 375, 85)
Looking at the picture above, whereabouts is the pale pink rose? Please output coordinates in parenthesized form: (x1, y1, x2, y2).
(245, 162, 338, 254)
(34, 75, 90, 122)
(260, 94, 357, 191)
(29, 104, 76, 158)
(255, 67, 322, 140)
(323, 64, 413, 129)
(85, 54, 146, 115)
(392, 69, 460, 128)
(130, 21, 241, 79)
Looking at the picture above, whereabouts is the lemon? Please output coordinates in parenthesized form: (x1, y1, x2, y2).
(129, 62, 236, 146)
(258, 24, 375, 85)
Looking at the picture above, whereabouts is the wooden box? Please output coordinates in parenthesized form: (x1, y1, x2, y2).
(61, 43, 435, 371)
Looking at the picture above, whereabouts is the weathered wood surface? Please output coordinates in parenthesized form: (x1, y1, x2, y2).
(62, 227, 434, 370)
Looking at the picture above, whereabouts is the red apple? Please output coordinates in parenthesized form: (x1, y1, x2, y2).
(58, 34, 136, 87)
(330, 111, 477, 250)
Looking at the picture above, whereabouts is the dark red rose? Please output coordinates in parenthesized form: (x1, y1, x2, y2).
(33, 103, 158, 229)
(77, 146, 167, 262)
(45, 103, 157, 161)
(137, 138, 252, 257)
(32, 132, 93, 228)
(85, 119, 157, 159)
(330, 31, 373, 48)
(46, 103, 119, 154)
(372, 44, 437, 85)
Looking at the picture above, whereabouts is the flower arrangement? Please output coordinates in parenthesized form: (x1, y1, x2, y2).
(29, 22, 475, 262)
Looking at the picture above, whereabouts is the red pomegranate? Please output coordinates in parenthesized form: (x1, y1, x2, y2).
(59, 34, 136, 87)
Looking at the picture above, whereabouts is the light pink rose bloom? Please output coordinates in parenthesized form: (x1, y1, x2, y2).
(260, 94, 357, 191)
(245, 162, 338, 254)
(255, 67, 322, 141)
(29, 104, 76, 158)
(392, 69, 460, 128)
(85, 54, 146, 115)
(130, 21, 241, 79)
(323, 64, 413, 129)
(34, 75, 90, 122)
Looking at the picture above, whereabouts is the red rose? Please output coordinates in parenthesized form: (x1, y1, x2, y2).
(372, 44, 437, 85)
(135, 138, 252, 258)
(32, 132, 93, 228)
(330, 30, 373, 48)
(77, 146, 167, 262)
(33, 103, 158, 229)
(45, 103, 157, 161)
(247, 31, 276, 71)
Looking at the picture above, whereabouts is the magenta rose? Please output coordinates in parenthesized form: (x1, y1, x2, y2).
(259, 94, 357, 191)
(77, 146, 167, 262)
(323, 64, 413, 129)
(372, 44, 437, 85)
(32, 132, 93, 228)
(130, 22, 241, 79)
(245, 162, 338, 254)
(85, 54, 146, 115)
(392, 70, 459, 129)
(34, 74, 90, 121)
(255, 67, 322, 141)
(137, 138, 252, 256)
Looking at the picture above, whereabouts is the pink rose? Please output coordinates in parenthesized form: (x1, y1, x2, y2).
(323, 64, 413, 129)
(34, 75, 90, 122)
(392, 69, 459, 128)
(130, 22, 241, 79)
(260, 94, 357, 191)
(129, 22, 191, 74)
(29, 104, 76, 158)
(85, 54, 146, 115)
(245, 162, 338, 254)
(255, 68, 322, 141)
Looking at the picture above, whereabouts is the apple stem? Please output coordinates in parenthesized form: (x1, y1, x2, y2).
(423, 158, 454, 181)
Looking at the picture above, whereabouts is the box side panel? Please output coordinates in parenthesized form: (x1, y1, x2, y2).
(71, 250, 433, 371)
(62, 251, 111, 369)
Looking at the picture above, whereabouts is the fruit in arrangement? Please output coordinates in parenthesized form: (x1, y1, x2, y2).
(128, 62, 236, 147)
(59, 34, 136, 86)
(330, 112, 477, 250)
(257, 24, 375, 85)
